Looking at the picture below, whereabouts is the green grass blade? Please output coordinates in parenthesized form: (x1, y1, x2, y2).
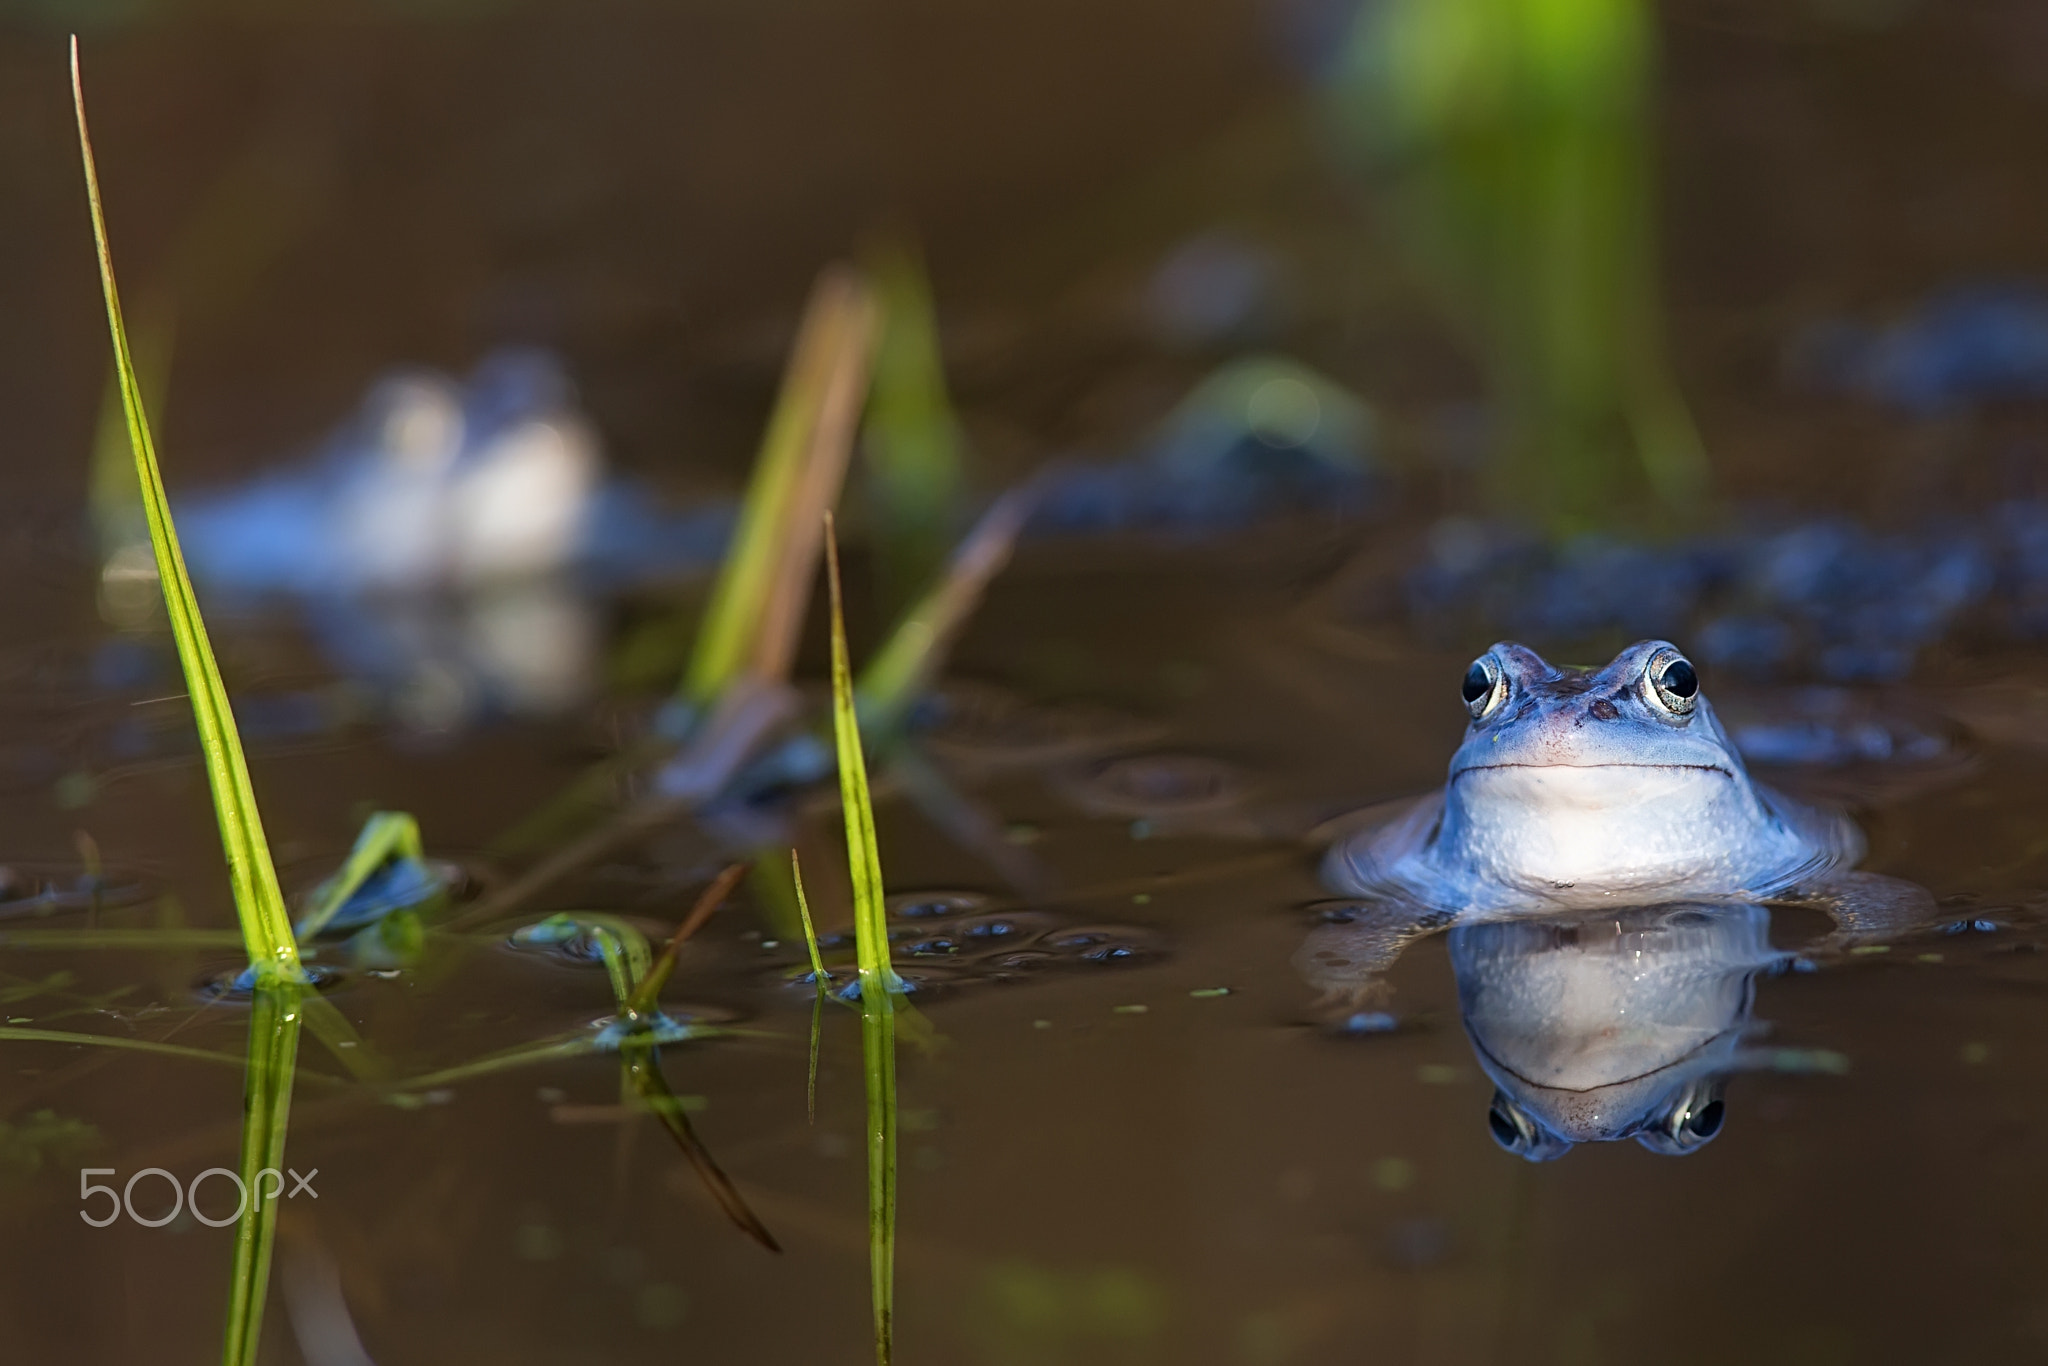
(790, 850, 831, 1123)
(71, 45, 300, 984)
(682, 267, 878, 708)
(590, 922, 647, 1010)
(825, 514, 897, 1366)
(222, 981, 304, 1366)
(89, 299, 170, 627)
(490, 272, 877, 879)
(856, 485, 1036, 741)
(74, 62, 313, 1364)
(627, 862, 747, 1018)
(790, 851, 832, 988)
(826, 518, 891, 1002)
(293, 812, 423, 942)
(861, 235, 965, 610)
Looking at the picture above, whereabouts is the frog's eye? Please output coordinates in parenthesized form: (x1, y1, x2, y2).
(1484, 1091, 1571, 1162)
(1461, 655, 1505, 720)
(1644, 651, 1699, 717)
(1635, 1080, 1727, 1156)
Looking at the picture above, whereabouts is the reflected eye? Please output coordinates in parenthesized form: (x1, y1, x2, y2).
(1645, 651, 1699, 716)
(1484, 1091, 1571, 1163)
(1636, 1081, 1727, 1155)
(1687, 1099, 1725, 1139)
(1462, 656, 1504, 719)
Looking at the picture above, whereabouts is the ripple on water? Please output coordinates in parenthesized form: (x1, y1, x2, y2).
(915, 681, 1161, 768)
(1054, 752, 1246, 819)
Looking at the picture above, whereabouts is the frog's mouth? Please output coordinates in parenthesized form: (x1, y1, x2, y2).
(1470, 1029, 1736, 1141)
(1445, 760, 1745, 824)
(1449, 761, 1737, 780)
(1472, 1027, 1730, 1096)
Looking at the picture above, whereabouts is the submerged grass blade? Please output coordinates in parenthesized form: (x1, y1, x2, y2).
(0, 929, 244, 950)
(0, 1025, 251, 1071)
(623, 1043, 781, 1253)
(683, 267, 879, 708)
(223, 981, 304, 1366)
(298, 994, 389, 1084)
(826, 514, 897, 1366)
(72, 45, 299, 984)
(576, 868, 781, 1250)
(386, 1035, 601, 1094)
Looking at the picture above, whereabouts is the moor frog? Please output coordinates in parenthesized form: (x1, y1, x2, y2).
(1299, 640, 1937, 1158)
(1323, 639, 1863, 912)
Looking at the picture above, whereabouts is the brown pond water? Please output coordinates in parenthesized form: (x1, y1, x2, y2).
(4, 2, 2048, 1363)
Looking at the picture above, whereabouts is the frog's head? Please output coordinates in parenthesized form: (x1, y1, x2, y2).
(1452, 638, 1738, 785)
(1436, 640, 1779, 902)
(1451, 903, 1779, 1162)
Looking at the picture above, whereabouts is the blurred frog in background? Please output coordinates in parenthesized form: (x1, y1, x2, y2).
(118, 350, 730, 728)
(173, 349, 727, 598)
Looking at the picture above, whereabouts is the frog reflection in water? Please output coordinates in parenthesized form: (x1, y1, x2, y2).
(1301, 640, 1934, 1159)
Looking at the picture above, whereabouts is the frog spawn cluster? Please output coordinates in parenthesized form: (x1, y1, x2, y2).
(772, 891, 1169, 1003)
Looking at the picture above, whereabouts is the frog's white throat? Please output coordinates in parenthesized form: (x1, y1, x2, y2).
(1434, 762, 1787, 901)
